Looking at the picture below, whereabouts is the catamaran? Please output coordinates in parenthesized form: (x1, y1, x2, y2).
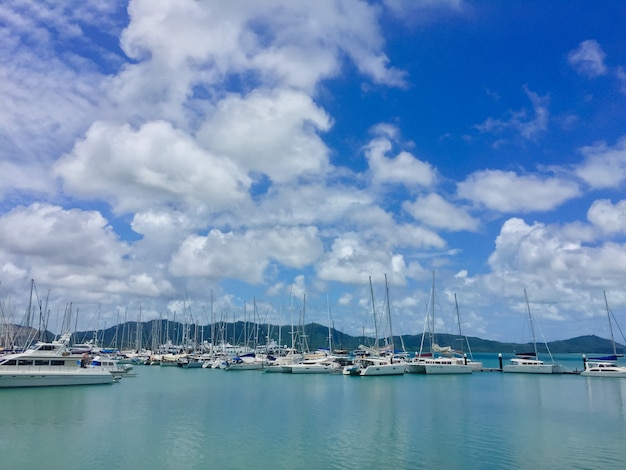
(503, 290, 563, 374)
(405, 272, 473, 374)
(581, 291, 626, 378)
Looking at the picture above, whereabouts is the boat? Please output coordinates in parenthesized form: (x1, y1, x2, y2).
(287, 299, 343, 374)
(581, 356, 626, 378)
(406, 273, 473, 375)
(0, 333, 116, 387)
(581, 291, 626, 378)
(342, 276, 405, 377)
(221, 353, 266, 370)
(503, 290, 563, 374)
(503, 352, 559, 374)
(286, 349, 342, 374)
(288, 357, 342, 374)
(90, 355, 134, 378)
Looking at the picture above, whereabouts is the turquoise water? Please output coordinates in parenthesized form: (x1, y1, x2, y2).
(1, 355, 625, 469)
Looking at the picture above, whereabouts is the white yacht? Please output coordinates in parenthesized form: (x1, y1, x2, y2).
(288, 354, 342, 374)
(0, 334, 115, 387)
(343, 355, 405, 376)
(581, 355, 626, 378)
(406, 354, 473, 374)
(502, 290, 563, 374)
(503, 353, 563, 374)
(580, 292, 626, 378)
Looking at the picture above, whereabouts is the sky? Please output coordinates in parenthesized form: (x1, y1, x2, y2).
(1, 0, 626, 344)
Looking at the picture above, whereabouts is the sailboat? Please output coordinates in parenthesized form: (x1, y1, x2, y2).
(342, 275, 405, 376)
(503, 289, 563, 374)
(289, 296, 342, 374)
(453, 293, 483, 371)
(405, 272, 473, 374)
(581, 291, 626, 378)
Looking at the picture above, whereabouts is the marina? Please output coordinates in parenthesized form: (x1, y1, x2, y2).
(0, 355, 624, 469)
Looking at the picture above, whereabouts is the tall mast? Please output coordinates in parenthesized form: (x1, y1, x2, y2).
(369, 276, 379, 350)
(604, 290, 617, 357)
(524, 289, 538, 358)
(384, 274, 394, 354)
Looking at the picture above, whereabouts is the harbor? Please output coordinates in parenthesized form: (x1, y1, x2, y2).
(1, 359, 625, 469)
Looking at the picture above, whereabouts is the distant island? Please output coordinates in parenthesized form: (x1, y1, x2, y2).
(4, 320, 623, 355)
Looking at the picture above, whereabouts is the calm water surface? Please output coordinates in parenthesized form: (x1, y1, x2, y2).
(0, 354, 624, 469)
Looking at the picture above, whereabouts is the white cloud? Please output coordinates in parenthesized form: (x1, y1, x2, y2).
(574, 136, 626, 189)
(316, 233, 423, 285)
(0, 1, 123, 196)
(54, 120, 252, 214)
(169, 226, 323, 284)
(457, 170, 580, 212)
(114, 0, 405, 118)
(0, 203, 172, 300)
(587, 199, 626, 235)
(404, 193, 479, 231)
(365, 130, 438, 187)
(487, 217, 626, 294)
(197, 89, 332, 184)
(568, 39, 608, 78)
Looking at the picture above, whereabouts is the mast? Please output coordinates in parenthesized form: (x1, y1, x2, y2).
(384, 274, 395, 355)
(524, 289, 539, 358)
(430, 271, 435, 351)
(455, 293, 474, 359)
(604, 290, 618, 357)
(369, 276, 379, 350)
(326, 295, 333, 353)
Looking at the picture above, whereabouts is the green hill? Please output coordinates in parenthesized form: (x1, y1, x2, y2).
(4, 321, 623, 355)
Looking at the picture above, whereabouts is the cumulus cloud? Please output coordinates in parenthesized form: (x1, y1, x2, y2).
(197, 89, 332, 184)
(169, 226, 324, 284)
(488, 218, 626, 290)
(315, 233, 423, 285)
(587, 199, 626, 235)
(404, 193, 479, 231)
(54, 120, 252, 214)
(0, 203, 172, 300)
(365, 128, 438, 187)
(457, 170, 580, 212)
(574, 136, 626, 189)
(568, 39, 608, 78)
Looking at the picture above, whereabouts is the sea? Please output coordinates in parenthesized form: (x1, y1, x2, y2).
(0, 353, 625, 470)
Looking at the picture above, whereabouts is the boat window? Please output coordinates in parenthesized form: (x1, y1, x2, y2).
(1, 359, 17, 365)
(18, 360, 34, 366)
(50, 360, 65, 366)
(34, 360, 49, 366)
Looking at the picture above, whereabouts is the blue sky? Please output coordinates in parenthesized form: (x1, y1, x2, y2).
(1, 0, 626, 344)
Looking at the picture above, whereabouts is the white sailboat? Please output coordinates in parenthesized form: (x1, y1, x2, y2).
(406, 273, 473, 374)
(503, 290, 563, 374)
(343, 275, 405, 377)
(581, 291, 626, 378)
(289, 298, 342, 374)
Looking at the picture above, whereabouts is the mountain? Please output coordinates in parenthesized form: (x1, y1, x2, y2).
(3, 321, 623, 355)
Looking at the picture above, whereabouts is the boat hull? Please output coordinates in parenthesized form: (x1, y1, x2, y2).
(359, 364, 405, 376)
(289, 364, 339, 374)
(581, 361, 626, 378)
(580, 370, 626, 378)
(424, 364, 473, 374)
(502, 364, 557, 374)
(0, 368, 114, 387)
